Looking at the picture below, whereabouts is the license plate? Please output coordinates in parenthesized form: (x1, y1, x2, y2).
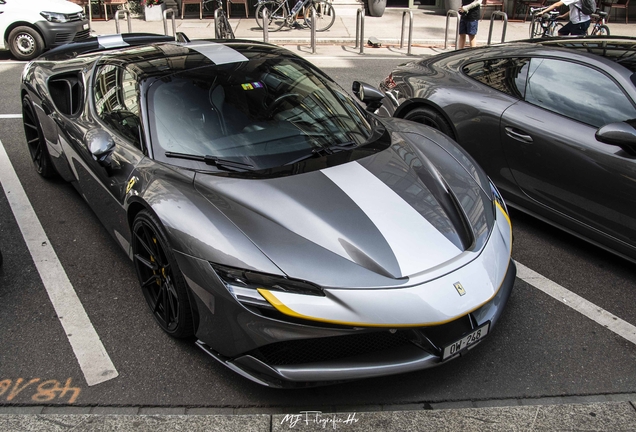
(442, 322, 489, 361)
(83, 23, 89, 30)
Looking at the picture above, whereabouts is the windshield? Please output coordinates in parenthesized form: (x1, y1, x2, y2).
(146, 56, 375, 171)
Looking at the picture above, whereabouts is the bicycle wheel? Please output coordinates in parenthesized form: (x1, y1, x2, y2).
(596, 24, 610, 35)
(529, 17, 542, 38)
(303, 1, 335, 32)
(217, 14, 235, 39)
(255, 1, 288, 32)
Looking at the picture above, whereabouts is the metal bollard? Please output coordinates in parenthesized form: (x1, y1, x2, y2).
(262, 8, 269, 43)
(487, 11, 508, 45)
(355, 7, 365, 54)
(163, 8, 177, 40)
(310, 7, 316, 54)
(400, 10, 413, 55)
(444, 10, 459, 50)
(215, 9, 221, 38)
(114, 9, 131, 34)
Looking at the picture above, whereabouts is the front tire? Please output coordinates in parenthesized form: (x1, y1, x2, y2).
(132, 211, 194, 339)
(403, 106, 455, 140)
(9, 26, 44, 61)
(255, 2, 288, 31)
(529, 16, 542, 38)
(22, 95, 56, 178)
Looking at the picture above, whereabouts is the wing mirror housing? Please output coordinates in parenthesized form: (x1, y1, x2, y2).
(595, 120, 636, 156)
(86, 129, 116, 167)
(352, 81, 385, 112)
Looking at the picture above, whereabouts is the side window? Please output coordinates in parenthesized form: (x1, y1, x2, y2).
(524, 58, 636, 127)
(463, 58, 530, 99)
(93, 64, 143, 149)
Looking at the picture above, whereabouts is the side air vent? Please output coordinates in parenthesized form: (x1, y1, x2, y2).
(48, 73, 83, 116)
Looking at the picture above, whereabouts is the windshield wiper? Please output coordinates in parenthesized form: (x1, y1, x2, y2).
(285, 141, 358, 166)
(165, 151, 254, 171)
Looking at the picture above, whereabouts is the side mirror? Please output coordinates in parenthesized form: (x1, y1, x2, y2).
(86, 129, 116, 167)
(352, 81, 385, 111)
(595, 120, 636, 156)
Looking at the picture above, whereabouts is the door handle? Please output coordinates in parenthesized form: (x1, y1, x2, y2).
(505, 127, 533, 143)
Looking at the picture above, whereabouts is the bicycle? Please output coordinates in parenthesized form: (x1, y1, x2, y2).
(529, 7, 563, 38)
(589, 10, 610, 35)
(254, 0, 335, 32)
(205, 0, 234, 39)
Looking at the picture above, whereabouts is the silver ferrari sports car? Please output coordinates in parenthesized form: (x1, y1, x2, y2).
(21, 34, 515, 387)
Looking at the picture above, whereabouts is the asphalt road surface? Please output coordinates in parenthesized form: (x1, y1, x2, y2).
(1, 51, 635, 410)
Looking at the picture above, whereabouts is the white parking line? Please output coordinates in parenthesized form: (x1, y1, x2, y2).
(517, 262, 636, 346)
(0, 114, 22, 119)
(0, 139, 118, 386)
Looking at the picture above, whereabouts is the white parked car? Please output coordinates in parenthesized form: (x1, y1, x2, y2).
(0, 0, 89, 60)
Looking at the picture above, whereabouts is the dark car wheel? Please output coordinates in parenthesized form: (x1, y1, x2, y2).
(22, 96, 56, 178)
(132, 210, 194, 339)
(403, 106, 455, 140)
(9, 26, 44, 61)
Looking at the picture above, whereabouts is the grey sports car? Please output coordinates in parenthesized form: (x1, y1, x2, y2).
(379, 37, 636, 263)
(21, 34, 515, 387)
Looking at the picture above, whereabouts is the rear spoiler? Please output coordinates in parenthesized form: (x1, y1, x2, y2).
(40, 32, 191, 61)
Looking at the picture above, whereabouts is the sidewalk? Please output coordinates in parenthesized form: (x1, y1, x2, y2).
(2, 397, 636, 430)
(87, 5, 636, 56)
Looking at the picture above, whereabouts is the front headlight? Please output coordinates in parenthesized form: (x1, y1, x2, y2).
(210, 263, 325, 298)
(40, 12, 71, 23)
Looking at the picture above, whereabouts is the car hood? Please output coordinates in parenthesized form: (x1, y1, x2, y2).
(194, 129, 494, 288)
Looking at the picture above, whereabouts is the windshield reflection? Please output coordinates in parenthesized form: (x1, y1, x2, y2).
(146, 57, 374, 170)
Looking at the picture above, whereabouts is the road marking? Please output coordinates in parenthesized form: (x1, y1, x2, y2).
(0, 140, 118, 386)
(517, 262, 636, 345)
(0, 114, 22, 119)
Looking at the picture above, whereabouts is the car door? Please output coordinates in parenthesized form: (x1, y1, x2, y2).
(73, 63, 146, 246)
(500, 57, 636, 248)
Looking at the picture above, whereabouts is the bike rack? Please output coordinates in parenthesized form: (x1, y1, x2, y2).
(310, 6, 317, 54)
(262, 8, 269, 43)
(487, 11, 508, 45)
(114, 9, 132, 34)
(400, 10, 413, 55)
(355, 7, 365, 54)
(163, 8, 177, 40)
(444, 10, 459, 50)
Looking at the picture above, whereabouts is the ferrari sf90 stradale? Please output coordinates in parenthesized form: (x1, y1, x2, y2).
(20, 34, 515, 387)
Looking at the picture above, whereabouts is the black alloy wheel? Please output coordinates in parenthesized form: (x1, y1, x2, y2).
(22, 96, 55, 178)
(403, 106, 456, 140)
(132, 211, 194, 338)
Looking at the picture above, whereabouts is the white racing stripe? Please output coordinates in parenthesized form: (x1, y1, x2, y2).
(98, 34, 128, 49)
(185, 41, 248, 65)
(517, 262, 636, 346)
(0, 140, 118, 386)
(322, 161, 460, 277)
